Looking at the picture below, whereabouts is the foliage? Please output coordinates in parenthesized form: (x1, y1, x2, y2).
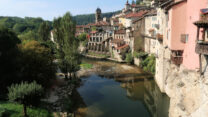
(80, 63, 93, 69)
(0, 27, 21, 95)
(141, 55, 156, 74)
(91, 26, 96, 31)
(77, 33, 88, 47)
(0, 106, 6, 117)
(0, 16, 51, 35)
(133, 51, 148, 60)
(53, 12, 81, 79)
(136, 0, 142, 5)
(125, 52, 134, 64)
(88, 52, 108, 58)
(18, 31, 38, 41)
(77, 33, 87, 42)
(8, 82, 43, 117)
(0, 101, 52, 117)
(73, 11, 121, 25)
(18, 40, 56, 88)
(38, 22, 51, 41)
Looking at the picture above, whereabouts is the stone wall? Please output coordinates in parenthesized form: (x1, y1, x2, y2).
(134, 58, 141, 66)
(158, 63, 208, 117)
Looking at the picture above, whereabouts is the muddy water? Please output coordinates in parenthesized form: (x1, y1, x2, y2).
(73, 58, 170, 117)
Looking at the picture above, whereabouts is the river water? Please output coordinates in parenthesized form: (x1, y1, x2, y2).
(73, 58, 170, 117)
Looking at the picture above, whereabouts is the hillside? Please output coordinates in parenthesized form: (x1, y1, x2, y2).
(73, 10, 121, 25)
(0, 16, 52, 35)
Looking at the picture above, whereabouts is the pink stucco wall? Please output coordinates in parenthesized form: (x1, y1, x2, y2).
(183, 0, 207, 70)
(169, 2, 187, 50)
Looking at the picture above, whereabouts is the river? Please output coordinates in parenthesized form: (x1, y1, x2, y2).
(71, 58, 170, 117)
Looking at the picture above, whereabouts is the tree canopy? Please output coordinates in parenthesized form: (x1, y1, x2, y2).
(8, 82, 43, 117)
(53, 12, 81, 79)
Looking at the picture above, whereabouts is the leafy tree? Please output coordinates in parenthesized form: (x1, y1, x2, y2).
(136, 0, 142, 4)
(125, 52, 133, 64)
(18, 30, 38, 41)
(132, 0, 136, 4)
(8, 82, 43, 117)
(38, 22, 51, 41)
(0, 27, 21, 95)
(53, 12, 81, 79)
(77, 33, 87, 42)
(18, 40, 56, 88)
(91, 26, 96, 31)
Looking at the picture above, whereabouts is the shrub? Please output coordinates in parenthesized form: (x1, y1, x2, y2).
(8, 82, 43, 117)
(125, 53, 133, 64)
(141, 55, 156, 74)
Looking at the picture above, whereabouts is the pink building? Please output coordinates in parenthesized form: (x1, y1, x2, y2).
(166, 0, 207, 69)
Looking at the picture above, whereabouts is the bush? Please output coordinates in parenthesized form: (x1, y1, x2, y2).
(8, 82, 43, 117)
(141, 55, 156, 74)
(134, 51, 148, 60)
(0, 106, 6, 117)
(125, 53, 133, 64)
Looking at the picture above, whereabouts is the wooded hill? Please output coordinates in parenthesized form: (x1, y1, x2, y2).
(73, 10, 121, 25)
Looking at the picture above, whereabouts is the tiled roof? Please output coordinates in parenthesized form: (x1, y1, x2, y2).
(116, 44, 129, 50)
(88, 21, 110, 27)
(114, 29, 126, 34)
(145, 10, 157, 16)
(125, 11, 148, 18)
(90, 31, 97, 34)
(76, 25, 88, 28)
(111, 39, 124, 43)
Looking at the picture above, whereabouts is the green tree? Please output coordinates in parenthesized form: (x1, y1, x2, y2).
(132, 0, 136, 4)
(8, 82, 43, 117)
(18, 40, 56, 88)
(125, 52, 133, 64)
(77, 33, 87, 42)
(53, 12, 81, 79)
(38, 22, 51, 41)
(136, 0, 142, 4)
(0, 27, 21, 95)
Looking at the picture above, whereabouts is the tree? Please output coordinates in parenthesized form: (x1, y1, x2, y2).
(53, 12, 81, 80)
(125, 52, 133, 64)
(38, 21, 51, 41)
(0, 27, 21, 95)
(136, 0, 142, 5)
(8, 82, 43, 117)
(77, 33, 87, 42)
(18, 40, 56, 88)
(132, 0, 136, 5)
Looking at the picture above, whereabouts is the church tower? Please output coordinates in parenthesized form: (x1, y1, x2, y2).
(95, 8, 102, 23)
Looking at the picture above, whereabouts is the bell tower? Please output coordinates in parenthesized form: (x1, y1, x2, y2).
(96, 7, 102, 23)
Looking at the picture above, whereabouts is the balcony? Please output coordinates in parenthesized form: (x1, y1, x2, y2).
(195, 41, 208, 55)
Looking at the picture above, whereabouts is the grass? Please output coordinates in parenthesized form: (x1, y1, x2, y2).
(87, 52, 108, 58)
(80, 63, 93, 69)
(0, 101, 53, 117)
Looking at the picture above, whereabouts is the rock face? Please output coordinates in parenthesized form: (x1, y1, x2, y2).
(160, 64, 208, 117)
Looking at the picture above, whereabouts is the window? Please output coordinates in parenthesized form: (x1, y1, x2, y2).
(152, 17, 157, 21)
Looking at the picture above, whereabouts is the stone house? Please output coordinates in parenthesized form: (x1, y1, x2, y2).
(143, 9, 158, 55)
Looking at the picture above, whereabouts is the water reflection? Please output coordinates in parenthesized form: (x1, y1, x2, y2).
(72, 58, 169, 117)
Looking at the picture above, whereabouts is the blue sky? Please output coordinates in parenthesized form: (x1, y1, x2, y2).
(0, 0, 127, 21)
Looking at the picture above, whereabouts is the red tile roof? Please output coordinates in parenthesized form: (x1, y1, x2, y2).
(90, 31, 97, 34)
(125, 11, 148, 18)
(114, 29, 126, 34)
(88, 21, 110, 27)
(111, 39, 124, 44)
(116, 44, 129, 50)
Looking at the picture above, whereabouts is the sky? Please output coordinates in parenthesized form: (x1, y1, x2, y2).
(0, 0, 127, 21)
